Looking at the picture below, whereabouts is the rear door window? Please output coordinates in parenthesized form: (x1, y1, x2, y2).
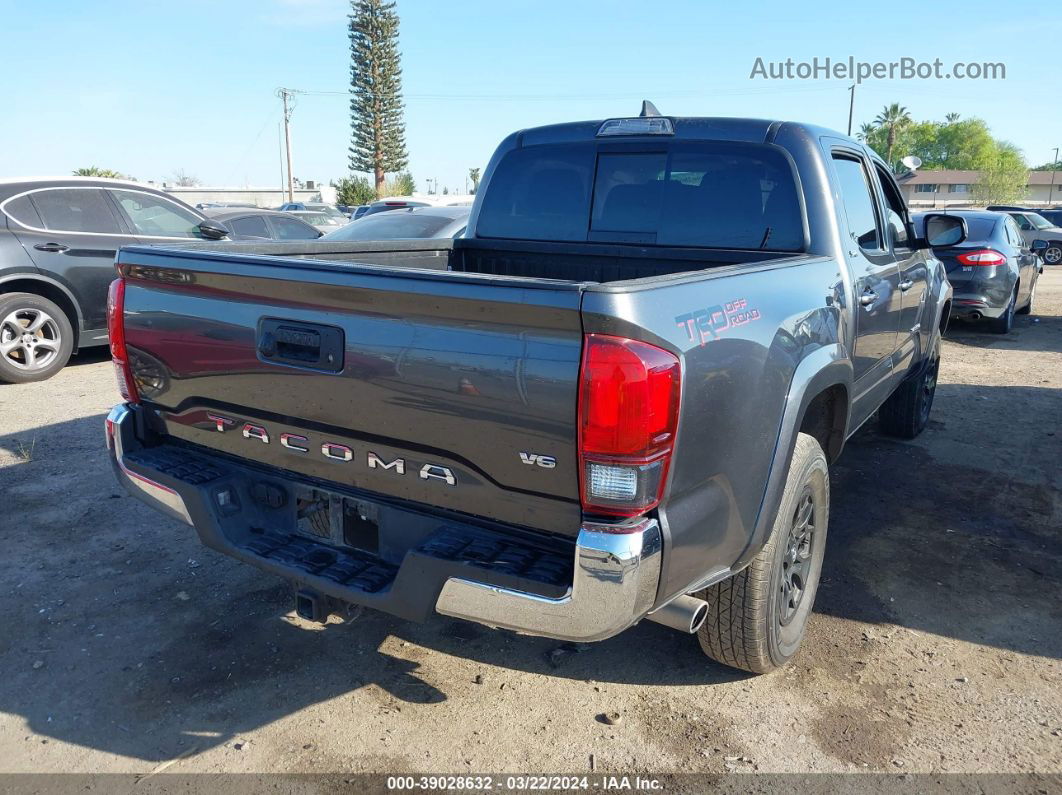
(30, 188, 122, 234)
(2, 194, 44, 228)
(229, 215, 271, 238)
(478, 142, 804, 250)
(110, 189, 202, 238)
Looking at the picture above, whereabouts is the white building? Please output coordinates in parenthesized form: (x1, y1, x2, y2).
(897, 170, 1062, 209)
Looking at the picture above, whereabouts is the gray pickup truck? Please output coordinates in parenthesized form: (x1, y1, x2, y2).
(105, 106, 964, 673)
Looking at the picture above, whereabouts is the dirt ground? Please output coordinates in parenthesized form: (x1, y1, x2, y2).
(1, 269, 1059, 784)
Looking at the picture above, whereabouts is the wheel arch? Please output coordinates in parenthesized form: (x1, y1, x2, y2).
(730, 344, 852, 574)
(0, 274, 83, 351)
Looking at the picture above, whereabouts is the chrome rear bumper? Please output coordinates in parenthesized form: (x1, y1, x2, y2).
(107, 403, 664, 642)
(106, 405, 192, 526)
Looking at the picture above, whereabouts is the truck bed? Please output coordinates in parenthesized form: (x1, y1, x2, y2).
(163, 237, 798, 283)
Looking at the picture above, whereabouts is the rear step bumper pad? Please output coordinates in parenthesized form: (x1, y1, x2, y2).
(435, 519, 661, 642)
(106, 403, 662, 642)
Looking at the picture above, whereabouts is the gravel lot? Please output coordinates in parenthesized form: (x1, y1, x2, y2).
(1, 268, 1060, 782)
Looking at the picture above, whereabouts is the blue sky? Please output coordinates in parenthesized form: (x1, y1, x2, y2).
(0, 0, 1056, 192)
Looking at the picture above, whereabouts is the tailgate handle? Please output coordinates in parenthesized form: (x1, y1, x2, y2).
(257, 319, 344, 373)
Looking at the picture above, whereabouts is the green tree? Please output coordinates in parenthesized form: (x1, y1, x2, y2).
(873, 103, 912, 168)
(971, 144, 1028, 206)
(468, 167, 481, 193)
(73, 166, 123, 178)
(944, 112, 961, 124)
(332, 176, 376, 206)
(1033, 161, 1062, 171)
(348, 0, 408, 196)
(382, 171, 415, 196)
(856, 123, 875, 143)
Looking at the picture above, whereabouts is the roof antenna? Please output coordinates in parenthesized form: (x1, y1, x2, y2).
(640, 100, 661, 118)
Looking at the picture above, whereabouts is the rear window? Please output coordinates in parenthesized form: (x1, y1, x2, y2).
(323, 211, 457, 241)
(477, 142, 804, 250)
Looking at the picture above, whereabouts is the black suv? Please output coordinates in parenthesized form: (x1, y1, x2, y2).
(0, 178, 226, 382)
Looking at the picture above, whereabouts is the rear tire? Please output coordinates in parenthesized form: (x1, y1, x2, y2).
(0, 293, 74, 384)
(694, 433, 829, 674)
(990, 287, 1016, 334)
(878, 336, 940, 440)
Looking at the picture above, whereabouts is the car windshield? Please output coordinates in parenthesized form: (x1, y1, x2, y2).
(1026, 213, 1053, 230)
(320, 212, 457, 240)
(477, 141, 805, 250)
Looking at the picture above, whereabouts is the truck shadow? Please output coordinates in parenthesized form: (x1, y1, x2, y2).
(0, 380, 1058, 761)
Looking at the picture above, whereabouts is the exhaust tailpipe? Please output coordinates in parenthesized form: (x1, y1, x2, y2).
(646, 594, 709, 634)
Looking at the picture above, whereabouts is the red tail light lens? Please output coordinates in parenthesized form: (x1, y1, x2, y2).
(578, 334, 681, 518)
(957, 249, 1006, 266)
(107, 278, 140, 404)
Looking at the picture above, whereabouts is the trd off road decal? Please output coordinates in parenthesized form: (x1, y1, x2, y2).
(675, 298, 761, 346)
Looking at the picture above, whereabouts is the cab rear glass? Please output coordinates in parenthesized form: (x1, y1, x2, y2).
(477, 141, 805, 251)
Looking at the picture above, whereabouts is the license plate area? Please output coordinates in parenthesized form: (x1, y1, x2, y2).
(295, 486, 379, 555)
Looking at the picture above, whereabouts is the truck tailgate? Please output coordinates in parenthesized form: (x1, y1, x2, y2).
(118, 246, 584, 535)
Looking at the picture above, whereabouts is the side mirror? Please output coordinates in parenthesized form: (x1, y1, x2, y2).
(1031, 239, 1048, 253)
(920, 213, 968, 248)
(197, 219, 229, 240)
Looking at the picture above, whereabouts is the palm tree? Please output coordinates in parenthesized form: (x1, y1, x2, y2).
(873, 103, 912, 166)
(945, 112, 960, 124)
(856, 123, 875, 142)
(72, 166, 123, 178)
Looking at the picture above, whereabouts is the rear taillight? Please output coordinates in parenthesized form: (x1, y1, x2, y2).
(578, 334, 681, 519)
(107, 278, 140, 404)
(957, 249, 1006, 266)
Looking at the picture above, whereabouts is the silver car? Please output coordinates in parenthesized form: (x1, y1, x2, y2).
(1003, 211, 1062, 265)
(319, 206, 470, 241)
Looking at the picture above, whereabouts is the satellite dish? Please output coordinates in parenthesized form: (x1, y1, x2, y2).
(901, 155, 922, 171)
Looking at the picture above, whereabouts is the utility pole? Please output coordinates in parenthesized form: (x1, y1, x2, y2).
(1050, 147, 1059, 206)
(847, 84, 855, 137)
(277, 88, 296, 202)
(277, 122, 285, 200)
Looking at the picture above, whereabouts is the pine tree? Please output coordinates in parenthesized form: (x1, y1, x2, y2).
(348, 0, 408, 196)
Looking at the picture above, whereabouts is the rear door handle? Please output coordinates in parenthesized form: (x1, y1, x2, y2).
(34, 242, 69, 253)
(898, 278, 914, 291)
(859, 291, 877, 306)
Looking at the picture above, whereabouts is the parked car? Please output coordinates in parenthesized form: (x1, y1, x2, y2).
(350, 205, 371, 220)
(0, 177, 226, 383)
(1033, 208, 1062, 229)
(915, 210, 1043, 333)
(195, 201, 257, 210)
(320, 206, 470, 241)
(985, 208, 1062, 265)
(287, 210, 345, 234)
(106, 108, 959, 674)
(277, 202, 347, 220)
(203, 208, 322, 240)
